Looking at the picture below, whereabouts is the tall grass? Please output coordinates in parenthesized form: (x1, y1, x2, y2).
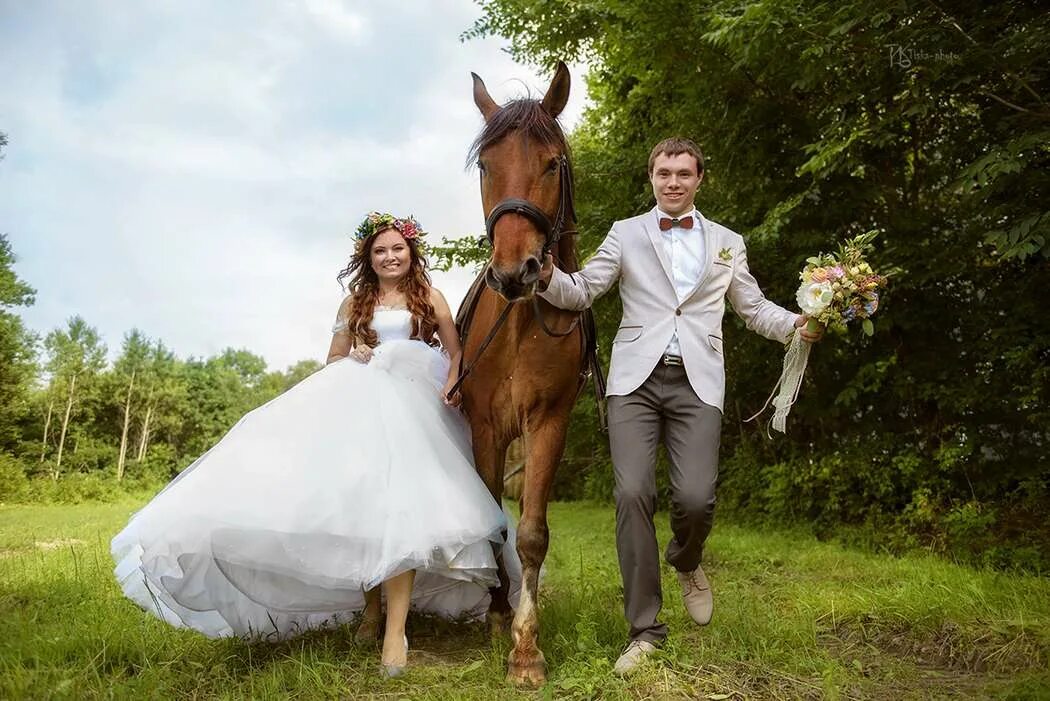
(1, 500, 1048, 699)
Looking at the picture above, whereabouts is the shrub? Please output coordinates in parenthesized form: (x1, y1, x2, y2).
(0, 452, 29, 502)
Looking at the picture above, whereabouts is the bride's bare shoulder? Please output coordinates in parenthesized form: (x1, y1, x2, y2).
(337, 294, 354, 317)
(332, 294, 355, 335)
(429, 286, 452, 314)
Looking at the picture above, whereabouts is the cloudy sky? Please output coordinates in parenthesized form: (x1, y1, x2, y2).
(0, 1, 589, 369)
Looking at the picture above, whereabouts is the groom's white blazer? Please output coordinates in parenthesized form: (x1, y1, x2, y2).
(540, 207, 797, 411)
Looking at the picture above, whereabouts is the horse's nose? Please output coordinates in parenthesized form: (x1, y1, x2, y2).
(520, 256, 541, 285)
(497, 257, 541, 287)
(485, 265, 504, 293)
(485, 257, 541, 299)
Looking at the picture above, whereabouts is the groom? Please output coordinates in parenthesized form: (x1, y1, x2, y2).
(538, 137, 822, 674)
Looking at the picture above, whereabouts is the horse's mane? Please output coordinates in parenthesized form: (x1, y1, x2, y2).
(466, 99, 571, 167)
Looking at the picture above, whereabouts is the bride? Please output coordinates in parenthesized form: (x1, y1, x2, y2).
(111, 212, 516, 676)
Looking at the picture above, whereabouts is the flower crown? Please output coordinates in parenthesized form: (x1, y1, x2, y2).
(353, 212, 426, 252)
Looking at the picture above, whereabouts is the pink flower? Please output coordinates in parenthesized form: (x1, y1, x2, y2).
(829, 265, 845, 280)
(401, 221, 417, 238)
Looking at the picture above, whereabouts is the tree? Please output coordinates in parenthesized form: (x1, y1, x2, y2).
(43, 317, 106, 479)
(281, 359, 323, 392)
(0, 234, 38, 453)
(214, 348, 268, 389)
(134, 340, 183, 466)
(175, 349, 264, 459)
(112, 330, 150, 480)
(469, 0, 1050, 563)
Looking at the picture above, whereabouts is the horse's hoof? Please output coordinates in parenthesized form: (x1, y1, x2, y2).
(507, 662, 546, 688)
(355, 618, 380, 644)
(507, 652, 546, 688)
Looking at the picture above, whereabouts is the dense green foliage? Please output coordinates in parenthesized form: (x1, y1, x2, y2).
(2, 500, 1047, 698)
(0, 235, 38, 454)
(464, 0, 1050, 569)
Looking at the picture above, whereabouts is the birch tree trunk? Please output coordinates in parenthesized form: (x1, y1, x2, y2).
(39, 396, 54, 464)
(54, 373, 77, 480)
(116, 368, 136, 481)
(136, 402, 154, 462)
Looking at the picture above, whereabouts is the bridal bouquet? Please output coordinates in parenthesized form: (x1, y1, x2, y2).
(796, 231, 885, 336)
(754, 232, 887, 433)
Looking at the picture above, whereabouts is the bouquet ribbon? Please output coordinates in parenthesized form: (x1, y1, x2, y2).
(746, 323, 815, 435)
(746, 230, 885, 435)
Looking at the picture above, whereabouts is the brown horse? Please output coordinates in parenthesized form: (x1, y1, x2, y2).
(457, 62, 587, 686)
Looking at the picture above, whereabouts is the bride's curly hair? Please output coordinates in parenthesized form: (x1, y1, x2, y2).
(336, 226, 439, 348)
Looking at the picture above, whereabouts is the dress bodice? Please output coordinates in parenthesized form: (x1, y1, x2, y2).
(372, 308, 414, 344)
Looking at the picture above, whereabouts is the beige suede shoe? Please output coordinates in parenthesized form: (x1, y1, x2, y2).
(677, 564, 713, 625)
(613, 640, 657, 676)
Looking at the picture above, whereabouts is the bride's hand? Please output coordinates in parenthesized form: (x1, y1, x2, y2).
(442, 379, 462, 408)
(349, 346, 374, 364)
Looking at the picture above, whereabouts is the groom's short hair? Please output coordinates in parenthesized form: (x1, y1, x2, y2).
(648, 137, 705, 176)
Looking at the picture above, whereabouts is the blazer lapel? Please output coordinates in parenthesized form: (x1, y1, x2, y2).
(682, 212, 716, 302)
(641, 208, 675, 289)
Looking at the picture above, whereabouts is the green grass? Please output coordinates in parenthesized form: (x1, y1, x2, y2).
(1, 499, 1048, 700)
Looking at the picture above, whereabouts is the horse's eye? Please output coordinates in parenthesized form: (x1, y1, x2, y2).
(477, 160, 486, 172)
(546, 158, 558, 173)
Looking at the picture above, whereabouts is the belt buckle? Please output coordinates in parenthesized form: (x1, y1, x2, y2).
(662, 354, 683, 366)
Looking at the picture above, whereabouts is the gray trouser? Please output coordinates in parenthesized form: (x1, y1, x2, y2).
(607, 362, 721, 644)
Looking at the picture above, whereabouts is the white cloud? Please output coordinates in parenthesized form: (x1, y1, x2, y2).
(0, 1, 590, 369)
(301, 0, 368, 39)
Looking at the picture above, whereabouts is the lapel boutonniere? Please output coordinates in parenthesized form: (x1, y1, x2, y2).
(718, 247, 734, 262)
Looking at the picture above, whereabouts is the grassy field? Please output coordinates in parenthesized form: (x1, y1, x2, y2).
(1, 499, 1048, 700)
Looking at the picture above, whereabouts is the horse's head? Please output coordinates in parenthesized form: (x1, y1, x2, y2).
(469, 62, 573, 302)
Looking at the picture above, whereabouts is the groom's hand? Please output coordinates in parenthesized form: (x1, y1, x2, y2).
(538, 253, 554, 289)
(796, 315, 824, 343)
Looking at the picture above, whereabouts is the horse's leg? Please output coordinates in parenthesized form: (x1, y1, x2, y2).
(355, 586, 382, 643)
(470, 420, 514, 636)
(506, 412, 567, 687)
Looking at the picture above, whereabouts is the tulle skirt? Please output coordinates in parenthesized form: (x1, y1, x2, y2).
(111, 340, 518, 641)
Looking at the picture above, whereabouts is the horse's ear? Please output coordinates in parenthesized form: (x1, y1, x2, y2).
(540, 61, 571, 118)
(472, 72, 500, 121)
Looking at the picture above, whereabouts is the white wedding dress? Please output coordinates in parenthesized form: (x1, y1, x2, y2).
(112, 308, 518, 641)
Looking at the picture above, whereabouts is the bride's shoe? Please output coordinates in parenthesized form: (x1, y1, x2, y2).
(380, 635, 408, 678)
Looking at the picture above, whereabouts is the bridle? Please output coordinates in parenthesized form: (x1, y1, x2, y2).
(483, 153, 582, 338)
(444, 152, 583, 403)
(483, 154, 577, 256)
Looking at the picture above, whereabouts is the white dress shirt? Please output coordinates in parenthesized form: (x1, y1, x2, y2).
(657, 207, 705, 357)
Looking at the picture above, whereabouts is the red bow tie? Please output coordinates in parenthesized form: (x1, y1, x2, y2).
(659, 216, 694, 231)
